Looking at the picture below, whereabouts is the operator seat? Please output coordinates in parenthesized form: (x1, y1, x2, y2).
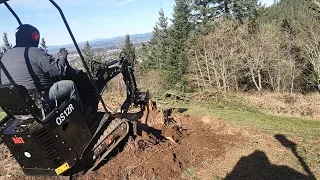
(0, 83, 44, 122)
(0, 81, 77, 124)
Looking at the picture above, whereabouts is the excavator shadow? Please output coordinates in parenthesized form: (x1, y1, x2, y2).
(225, 134, 316, 180)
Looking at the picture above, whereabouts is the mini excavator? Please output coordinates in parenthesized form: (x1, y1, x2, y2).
(0, 0, 148, 177)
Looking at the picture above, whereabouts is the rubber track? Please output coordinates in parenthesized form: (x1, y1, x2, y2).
(93, 118, 126, 150)
(90, 118, 129, 171)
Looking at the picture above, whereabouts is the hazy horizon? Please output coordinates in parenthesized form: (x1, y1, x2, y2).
(0, 0, 274, 46)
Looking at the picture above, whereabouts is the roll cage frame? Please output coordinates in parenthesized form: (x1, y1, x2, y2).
(0, 0, 109, 113)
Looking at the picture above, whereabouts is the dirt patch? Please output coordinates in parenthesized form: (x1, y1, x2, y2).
(190, 122, 318, 180)
(81, 110, 242, 180)
(2, 102, 318, 180)
(0, 144, 22, 179)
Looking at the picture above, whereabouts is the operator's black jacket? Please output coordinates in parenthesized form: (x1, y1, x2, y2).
(0, 47, 67, 91)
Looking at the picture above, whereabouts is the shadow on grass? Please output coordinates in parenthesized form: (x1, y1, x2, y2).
(225, 134, 316, 180)
(275, 134, 316, 180)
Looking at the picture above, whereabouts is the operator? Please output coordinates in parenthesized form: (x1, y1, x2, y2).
(0, 24, 82, 110)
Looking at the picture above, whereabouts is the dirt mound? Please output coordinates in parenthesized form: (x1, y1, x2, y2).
(1, 105, 242, 180)
(82, 109, 242, 180)
(3, 106, 314, 180)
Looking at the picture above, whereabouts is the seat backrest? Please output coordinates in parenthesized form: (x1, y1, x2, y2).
(0, 83, 43, 121)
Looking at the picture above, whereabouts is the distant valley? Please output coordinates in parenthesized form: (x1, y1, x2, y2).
(48, 32, 152, 53)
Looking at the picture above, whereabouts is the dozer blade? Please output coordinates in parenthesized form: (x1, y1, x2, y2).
(89, 118, 129, 171)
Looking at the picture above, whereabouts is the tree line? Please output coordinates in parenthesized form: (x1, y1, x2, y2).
(0, 32, 48, 57)
(2, 0, 320, 94)
(139, 0, 320, 93)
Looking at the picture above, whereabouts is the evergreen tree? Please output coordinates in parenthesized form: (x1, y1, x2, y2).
(248, 9, 260, 34)
(158, 7, 168, 29)
(216, 0, 231, 16)
(190, 0, 218, 30)
(165, 0, 193, 90)
(40, 38, 48, 53)
(140, 7, 170, 72)
(82, 41, 95, 73)
(148, 7, 169, 70)
(140, 43, 151, 70)
(212, 0, 260, 21)
(190, 0, 259, 32)
(232, 0, 260, 23)
(2, 32, 12, 53)
(123, 34, 135, 55)
(145, 25, 160, 69)
(0, 48, 3, 59)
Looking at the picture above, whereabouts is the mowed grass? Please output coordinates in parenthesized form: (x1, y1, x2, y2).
(161, 100, 320, 139)
(162, 102, 320, 178)
(0, 112, 6, 120)
(159, 99, 320, 176)
(186, 104, 320, 139)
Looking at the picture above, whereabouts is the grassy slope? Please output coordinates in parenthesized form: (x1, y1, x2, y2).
(0, 112, 6, 121)
(0, 113, 6, 125)
(160, 99, 320, 139)
(158, 97, 320, 176)
(185, 104, 320, 139)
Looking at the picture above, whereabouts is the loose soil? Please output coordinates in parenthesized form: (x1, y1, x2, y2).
(1, 104, 318, 180)
(80, 109, 242, 180)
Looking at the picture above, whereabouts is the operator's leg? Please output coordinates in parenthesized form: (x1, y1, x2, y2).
(49, 80, 83, 110)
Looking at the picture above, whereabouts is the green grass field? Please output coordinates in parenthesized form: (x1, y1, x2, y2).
(159, 97, 320, 139)
(0, 112, 6, 122)
(159, 99, 320, 175)
(185, 103, 320, 139)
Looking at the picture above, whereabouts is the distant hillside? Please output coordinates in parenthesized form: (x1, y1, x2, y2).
(48, 32, 152, 52)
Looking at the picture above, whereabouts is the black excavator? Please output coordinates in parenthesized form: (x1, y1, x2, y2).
(0, 0, 148, 177)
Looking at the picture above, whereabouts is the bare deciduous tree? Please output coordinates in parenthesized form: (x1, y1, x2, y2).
(188, 20, 302, 93)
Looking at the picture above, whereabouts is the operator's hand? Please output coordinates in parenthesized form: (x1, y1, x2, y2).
(56, 48, 74, 77)
(58, 48, 68, 59)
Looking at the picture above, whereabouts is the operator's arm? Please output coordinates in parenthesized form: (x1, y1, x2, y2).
(57, 48, 77, 76)
(38, 52, 67, 77)
(37, 48, 77, 77)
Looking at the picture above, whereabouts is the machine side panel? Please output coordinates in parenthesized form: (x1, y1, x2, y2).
(1, 100, 92, 176)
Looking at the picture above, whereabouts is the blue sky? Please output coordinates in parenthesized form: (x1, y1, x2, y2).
(0, 0, 274, 46)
